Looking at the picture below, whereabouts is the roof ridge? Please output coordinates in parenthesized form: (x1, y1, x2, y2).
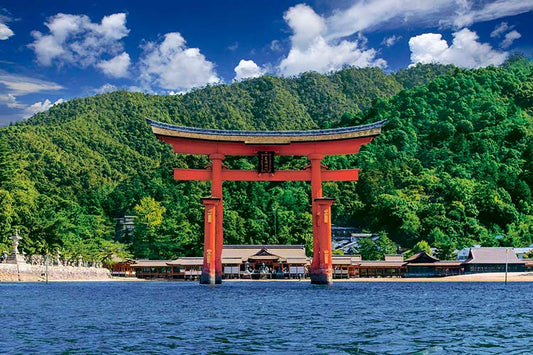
(146, 118, 387, 137)
(223, 244, 305, 249)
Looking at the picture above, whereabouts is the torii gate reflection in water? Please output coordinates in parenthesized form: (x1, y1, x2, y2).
(147, 119, 386, 285)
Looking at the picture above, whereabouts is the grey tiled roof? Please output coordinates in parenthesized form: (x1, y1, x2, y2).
(146, 118, 387, 137)
(464, 248, 525, 264)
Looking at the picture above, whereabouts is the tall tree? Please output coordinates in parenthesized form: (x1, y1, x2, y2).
(133, 197, 166, 258)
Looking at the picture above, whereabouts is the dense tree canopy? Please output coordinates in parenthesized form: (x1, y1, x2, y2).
(1, 58, 532, 261)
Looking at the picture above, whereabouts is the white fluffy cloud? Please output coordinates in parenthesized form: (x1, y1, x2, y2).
(279, 4, 386, 76)
(285, 4, 326, 51)
(94, 83, 118, 94)
(24, 98, 64, 118)
(381, 35, 402, 47)
(276, 1, 532, 76)
(490, 22, 511, 37)
(96, 52, 130, 78)
(97, 13, 130, 40)
(29, 12, 130, 77)
(0, 73, 63, 95)
(0, 22, 14, 40)
(270, 40, 282, 52)
(452, 0, 533, 28)
(501, 30, 521, 48)
(139, 32, 220, 91)
(0, 73, 64, 122)
(325, 0, 533, 40)
(409, 28, 508, 68)
(234, 60, 264, 81)
(489, 21, 521, 48)
(327, 0, 451, 39)
(409, 33, 448, 64)
(0, 94, 25, 109)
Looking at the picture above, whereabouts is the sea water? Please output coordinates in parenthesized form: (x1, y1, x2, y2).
(0, 281, 531, 354)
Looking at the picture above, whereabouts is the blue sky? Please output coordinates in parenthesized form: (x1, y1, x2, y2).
(1, 0, 532, 126)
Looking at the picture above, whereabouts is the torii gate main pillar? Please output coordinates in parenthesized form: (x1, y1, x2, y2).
(311, 197, 335, 284)
(308, 153, 334, 284)
(200, 197, 220, 285)
(209, 154, 225, 284)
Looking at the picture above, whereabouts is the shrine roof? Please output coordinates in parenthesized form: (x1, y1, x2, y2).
(222, 244, 307, 261)
(130, 260, 172, 268)
(463, 248, 525, 264)
(147, 118, 386, 144)
(358, 261, 407, 267)
(332, 255, 363, 265)
(404, 252, 440, 263)
(167, 257, 203, 266)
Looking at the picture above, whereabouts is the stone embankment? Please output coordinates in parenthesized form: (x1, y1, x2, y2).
(0, 263, 111, 282)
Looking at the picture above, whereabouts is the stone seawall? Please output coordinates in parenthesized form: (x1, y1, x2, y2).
(0, 264, 111, 282)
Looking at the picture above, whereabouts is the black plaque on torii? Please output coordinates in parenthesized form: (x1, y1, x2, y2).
(258, 151, 275, 174)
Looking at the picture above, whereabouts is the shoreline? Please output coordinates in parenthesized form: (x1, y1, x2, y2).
(109, 272, 533, 283)
(334, 272, 533, 282)
(2, 272, 532, 283)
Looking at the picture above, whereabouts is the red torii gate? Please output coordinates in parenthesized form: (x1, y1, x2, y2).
(147, 118, 386, 285)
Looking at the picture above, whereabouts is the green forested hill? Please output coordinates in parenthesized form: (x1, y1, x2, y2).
(354, 57, 533, 257)
(1, 59, 532, 261)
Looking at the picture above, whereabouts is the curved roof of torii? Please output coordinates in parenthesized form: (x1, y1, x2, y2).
(146, 118, 386, 145)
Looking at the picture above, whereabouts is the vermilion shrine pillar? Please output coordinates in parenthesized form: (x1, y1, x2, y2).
(209, 153, 225, 284)
(200, 197, 220, 285)
(309, 154, 334, 285)
(311, 198, 335, 284)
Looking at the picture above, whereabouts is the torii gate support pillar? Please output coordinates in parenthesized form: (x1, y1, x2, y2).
(209, 153, 225, 284)
(200, 197, 220, 285)
(311, 197, 335, 285)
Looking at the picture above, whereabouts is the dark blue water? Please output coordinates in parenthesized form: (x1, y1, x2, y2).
(0, 281, 531, 354)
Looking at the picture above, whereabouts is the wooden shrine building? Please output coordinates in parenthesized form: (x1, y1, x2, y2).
(147, 118, 385, 285)
(404, 252, 463, 277)
(130, 245, 309, 280)
(463, 248, 526, 273)
(119, 247, 531, 280)
(222, 245, 308, 279)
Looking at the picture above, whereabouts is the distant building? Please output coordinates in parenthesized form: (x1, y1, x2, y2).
(120, 246, 528, 280)
(130, 245, 309, 280)
(455, 245, 481, 261)
(330, 252, 463, 278)
(331, 226, 359, 240)
(167, 257, 203, 280)
(514, 247, 533, 259)
(107, 255, 136, 277)
(463, 248, 526, 273)
(331, 226, 379, 254)
(117, 215, 135, 242)
(130, 259, 172, 279)
(457, 245, 533, 261)
(221, 245, 308, 279)
(356, 254, 407, 278)
(404, 252, 463, 277)
(332, 255, 362, 278)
